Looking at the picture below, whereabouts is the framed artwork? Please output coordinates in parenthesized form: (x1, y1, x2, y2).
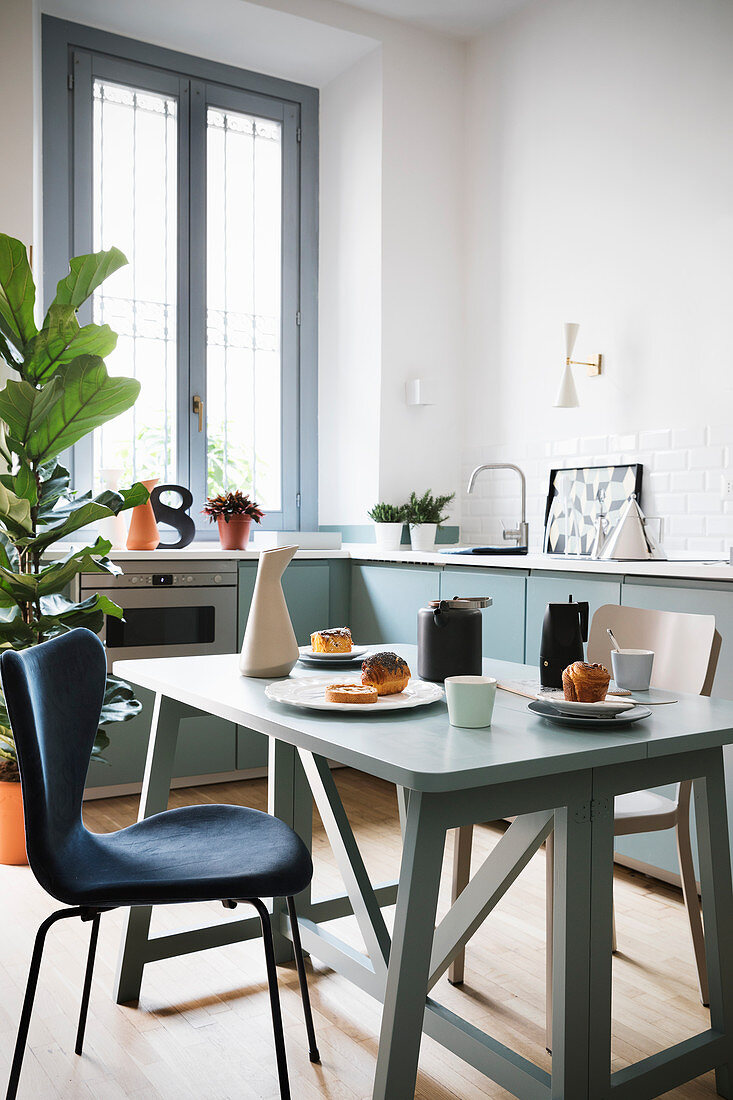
(544, 463, 644, 556)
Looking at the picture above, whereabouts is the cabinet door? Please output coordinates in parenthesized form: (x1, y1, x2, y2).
(85, 686, 237, 791)
(441, 567, 527, 662)
(524, 572, 622, 666)
(350, 563, 440, 645)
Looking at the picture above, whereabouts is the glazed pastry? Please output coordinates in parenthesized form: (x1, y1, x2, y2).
(311, 627, 352, 653)
(562, 661, 610, 703)
(361, 652, 411, 696)
(325, 683, 377, 704)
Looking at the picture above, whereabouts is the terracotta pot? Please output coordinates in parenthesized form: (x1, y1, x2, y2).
(126, 478, 160, 551)
(0, 780, 27, 865)
(217, 514, 253, 550)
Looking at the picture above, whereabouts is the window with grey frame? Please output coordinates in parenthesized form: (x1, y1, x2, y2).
(42, 18, 318, 532)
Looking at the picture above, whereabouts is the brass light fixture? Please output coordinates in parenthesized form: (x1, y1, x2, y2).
(554, 323, 603, 408)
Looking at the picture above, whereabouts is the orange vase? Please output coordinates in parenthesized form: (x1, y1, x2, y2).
(0, 780, 27, 865)
(126, 478, 160, 551)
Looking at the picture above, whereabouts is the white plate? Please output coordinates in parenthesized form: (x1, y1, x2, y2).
(298, 643, 371, 662)
(535, 695, 636, 718)
(266, 676, 444, 713)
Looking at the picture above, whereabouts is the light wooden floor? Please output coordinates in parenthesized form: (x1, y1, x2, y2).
(0, 769, 722, 1099)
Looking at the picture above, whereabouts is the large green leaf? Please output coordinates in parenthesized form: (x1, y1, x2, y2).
(0, 234, 36, 347)
(50, 247, 127, 312)
(24, 500, 115, 552)
(24, 304, 118, 384)
(32, 592, 124, 639)
(37, 537, 119, 595)
(0, 564, 36, 604)
(0, 531, 19, 573)
(0, 607, 35, 648)
(36, 462, 70, 517)
(0, 463, 37, 506)
(100, 675, 143, 725)
(23, 356, 141, 463)
(0, 482, 32, 537)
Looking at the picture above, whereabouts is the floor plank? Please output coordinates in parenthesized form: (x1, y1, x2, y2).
(0, 769, 720, 1098)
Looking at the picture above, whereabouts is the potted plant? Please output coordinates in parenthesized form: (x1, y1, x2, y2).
(367, 502, 406, 551)
(204, 490, 265, 550)
(0, 233, 148, 864)
(404, 489, 455, 552)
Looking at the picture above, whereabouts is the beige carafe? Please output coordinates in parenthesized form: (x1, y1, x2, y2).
(239, 545, 300, 677)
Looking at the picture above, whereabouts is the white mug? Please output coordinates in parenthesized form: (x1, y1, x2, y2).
(444, 675, 497, 728)
(611, 649, 654, 691)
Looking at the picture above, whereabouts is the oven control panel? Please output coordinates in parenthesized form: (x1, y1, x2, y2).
(123, 572, 236, 587)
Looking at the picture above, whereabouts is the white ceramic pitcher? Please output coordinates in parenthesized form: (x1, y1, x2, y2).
(239, 545, 300, 677)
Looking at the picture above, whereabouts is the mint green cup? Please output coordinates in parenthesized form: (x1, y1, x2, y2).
(444, 675, 497, 728)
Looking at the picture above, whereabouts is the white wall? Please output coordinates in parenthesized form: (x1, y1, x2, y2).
(319, 48, 383, 524)
(462, 0, 733, 553)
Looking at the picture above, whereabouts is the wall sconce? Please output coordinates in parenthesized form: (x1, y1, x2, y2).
(405, 379, 435, 406)
(553, 323, 603, 408)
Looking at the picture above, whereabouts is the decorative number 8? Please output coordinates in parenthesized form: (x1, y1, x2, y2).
(150, 484, 196, 549)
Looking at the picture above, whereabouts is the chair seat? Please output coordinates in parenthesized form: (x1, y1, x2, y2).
(47, 804, 313, 908)
(614, 789, 678, 836)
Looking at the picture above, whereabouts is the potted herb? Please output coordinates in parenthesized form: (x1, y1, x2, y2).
(204, 491, 265, 550)
(367, 502, 406, 551)
(404, 489, 455, 552)
(0, 234, 147, 864)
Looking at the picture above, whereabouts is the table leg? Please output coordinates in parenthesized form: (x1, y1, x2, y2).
(550, 791, 617, 1099)
(114, 694, 184, 1004)
(268, 740, 313, 962)
(372, 789, 445, 1100)
(694, 751, 733, 1098)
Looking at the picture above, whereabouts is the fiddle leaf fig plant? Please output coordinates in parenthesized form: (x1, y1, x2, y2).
(0, 233, 147, 780)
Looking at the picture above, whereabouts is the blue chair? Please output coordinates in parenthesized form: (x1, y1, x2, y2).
(1, 628, 319, 1100)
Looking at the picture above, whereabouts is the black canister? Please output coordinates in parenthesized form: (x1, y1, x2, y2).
(417, 596, 492, 683)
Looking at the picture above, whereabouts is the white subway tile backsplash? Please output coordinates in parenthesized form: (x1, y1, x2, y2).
(689, 446, 725, 469)
(639, 429, 672, 451)
(461, 422, 733, 556)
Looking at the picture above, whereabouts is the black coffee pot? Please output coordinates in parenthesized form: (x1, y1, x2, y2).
(539, 595, 589, 688)
(417, 597, 492, 683)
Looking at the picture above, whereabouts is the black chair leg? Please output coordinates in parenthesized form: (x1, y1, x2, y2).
(286, 896, 320, 1063)
(249, 898, 291, 1100)
(6, 907, 84, 1100)
(75, 910, 101, 1056)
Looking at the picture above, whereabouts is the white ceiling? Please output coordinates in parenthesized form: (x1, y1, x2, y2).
(330, 0, 532, 38)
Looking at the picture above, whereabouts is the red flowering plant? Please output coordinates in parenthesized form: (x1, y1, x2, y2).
(203, 491, 265, 524)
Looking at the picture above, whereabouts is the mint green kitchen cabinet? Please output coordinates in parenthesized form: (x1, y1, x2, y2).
(86, 686, 237, 790)
(440, 567, 527, 662)
(524, 572, 623, 666)
(350, 562, 441, 645)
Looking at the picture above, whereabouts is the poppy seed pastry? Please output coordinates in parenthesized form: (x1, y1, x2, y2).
(562, 661, 610, 703)
(311, 627, 352, 653)
(361, 652, 411, 696)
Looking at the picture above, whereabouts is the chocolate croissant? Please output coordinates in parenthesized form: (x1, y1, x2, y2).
(562, 661, 610, 703)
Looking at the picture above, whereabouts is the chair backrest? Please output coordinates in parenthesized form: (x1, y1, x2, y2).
(587, 604, 720, 697)
(0, 629, 107, 892)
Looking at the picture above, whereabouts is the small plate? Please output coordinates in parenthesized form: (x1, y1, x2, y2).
(536, 697, 636, 718)
(529, 699, 652, 729)
(266, 677, 443, 713)
(298, 643, 371, 663)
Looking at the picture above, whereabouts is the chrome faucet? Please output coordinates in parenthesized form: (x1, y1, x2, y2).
(466, 463, 529, 549)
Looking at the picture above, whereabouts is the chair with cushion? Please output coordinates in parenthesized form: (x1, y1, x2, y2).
(1, 628, 319, 1100)
(449, 603, 720, 1051)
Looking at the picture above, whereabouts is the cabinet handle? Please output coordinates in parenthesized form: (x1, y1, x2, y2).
(192, 394, 204, 433)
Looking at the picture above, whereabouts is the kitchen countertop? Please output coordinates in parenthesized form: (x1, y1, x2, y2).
(81, 542, 733, 583)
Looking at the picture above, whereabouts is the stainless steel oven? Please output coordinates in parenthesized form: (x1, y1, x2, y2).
(81, 559, 238, 666)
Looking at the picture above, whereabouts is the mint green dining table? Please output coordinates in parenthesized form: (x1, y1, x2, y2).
(113, 644, 733, 1100)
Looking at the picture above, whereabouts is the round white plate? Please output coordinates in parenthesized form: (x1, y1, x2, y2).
(529, 700, 652, 728)
(266, 676, 444, 713)
(535, 696, 636, 718)
(298, 643, 371, 663)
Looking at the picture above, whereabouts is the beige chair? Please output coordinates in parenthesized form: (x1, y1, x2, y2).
(449, 603, 721, 1050)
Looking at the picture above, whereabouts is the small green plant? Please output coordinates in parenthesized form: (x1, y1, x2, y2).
(367, 502, 405, 523)
(203, 490, 265, 524)
(404, 489, 455, 526)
